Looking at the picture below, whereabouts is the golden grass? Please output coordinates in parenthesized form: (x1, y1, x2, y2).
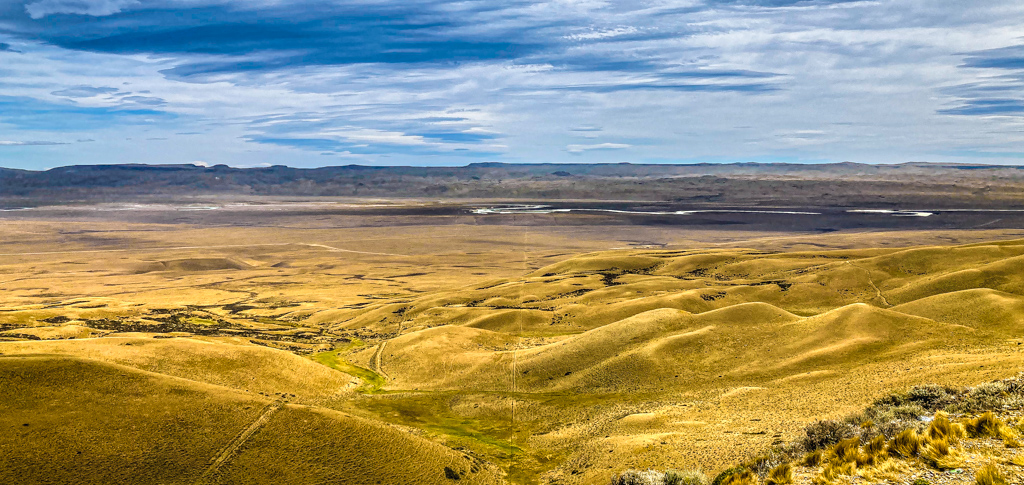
(6, 216, 1024, 484)
(920, 436, 965, 470)
(889, 429, 922, 458)
(721, 469, 757, 485)
(967, 412, 1004, 439)
(857, 458, 908, 482)
(802, 450, 824, 467)
(765, 463, 793, 485)
(976, 463, 1007, 485)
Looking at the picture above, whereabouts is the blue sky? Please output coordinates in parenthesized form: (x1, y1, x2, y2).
(2, 0, 1024, 169)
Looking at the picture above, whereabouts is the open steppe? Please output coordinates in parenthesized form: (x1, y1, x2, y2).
(2, 199, 1024, 484)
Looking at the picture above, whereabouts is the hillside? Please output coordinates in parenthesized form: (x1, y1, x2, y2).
(5, 162, 1024, 208)
(2, 227, 1024, 483)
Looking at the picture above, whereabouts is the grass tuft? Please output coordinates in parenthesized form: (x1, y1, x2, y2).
(765, 463, 792, 485)
(830, 437, 860, 464)
(966, 412, 1003, 438)
(920, 436, 964, 470)
(802, 449, 824, 467)
(975, 463, 1006, 485)
(888, 429, 921, 458)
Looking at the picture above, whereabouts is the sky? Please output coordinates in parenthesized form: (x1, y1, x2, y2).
(2, 0, 1024, 169)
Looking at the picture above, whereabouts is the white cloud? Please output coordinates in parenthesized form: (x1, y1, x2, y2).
(25, 0, 140, 18)
(0, 140, 66, 146)
(566, 142, 631, 153)
(565, 27, 640, 41)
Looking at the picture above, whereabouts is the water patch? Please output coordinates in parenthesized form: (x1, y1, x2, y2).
(471, 205, 821, 216)
(847, 209, 934, 217)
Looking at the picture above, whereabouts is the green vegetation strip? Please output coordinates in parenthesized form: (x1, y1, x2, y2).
(311, 347, 386, 393)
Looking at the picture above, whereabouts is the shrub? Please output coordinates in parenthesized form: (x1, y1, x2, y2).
(950, 383, 1009, 413)
(906, 384, 962, 411)
(912, 479, 930, 485)
(874, 418, 921, 440)
(664, 470, 709, 485)
(748, 450, 793, 478)
(613, 469, 665, 485)
(975, 463, 1006, 485)
(802, 420, 857, 451)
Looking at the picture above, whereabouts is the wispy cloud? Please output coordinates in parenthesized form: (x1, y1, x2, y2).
(566, 142, 631, 154)
(0, 140, 66, 146)
(1, 0, 1024, 167)
(51, 85, 119, 97)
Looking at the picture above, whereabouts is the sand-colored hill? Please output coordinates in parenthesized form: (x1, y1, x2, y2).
(0, 337, 354, 404)
(4, 219, 1024, 484)
(0, 354, 503, 485)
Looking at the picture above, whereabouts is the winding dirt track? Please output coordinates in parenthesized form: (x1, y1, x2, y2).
(370, 341, 390, 380)
(198, 398, 285, 484)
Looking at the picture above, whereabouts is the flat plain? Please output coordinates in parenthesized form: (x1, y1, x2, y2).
(2, 199, 1024, 484)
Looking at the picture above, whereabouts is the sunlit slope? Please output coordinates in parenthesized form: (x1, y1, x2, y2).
(216, 405, 503, 485)
(891, 288, 1024, 332)
(335, 241, 1024, 338)
(0, 354, 504, 485)
(372, 303, 973, 393)
(0, 354, 269, 485)
(0, 337, 352, 404)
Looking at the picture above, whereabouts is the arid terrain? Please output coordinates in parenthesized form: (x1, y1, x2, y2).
(2, 190, 1024, 484)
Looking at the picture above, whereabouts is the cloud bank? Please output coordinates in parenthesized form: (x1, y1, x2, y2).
(0, 0, 1023, 168)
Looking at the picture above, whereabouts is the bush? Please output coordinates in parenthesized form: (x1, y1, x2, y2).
(664, 470, 708, 485)
(907, 384, 963, 411)
(613, 469, 664, 485)
(802, 420, 857, 451)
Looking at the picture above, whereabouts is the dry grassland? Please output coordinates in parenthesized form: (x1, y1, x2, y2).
(2, 210, 1023, 484)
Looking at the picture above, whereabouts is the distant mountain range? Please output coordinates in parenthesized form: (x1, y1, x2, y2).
(2, 162, 1024, 208)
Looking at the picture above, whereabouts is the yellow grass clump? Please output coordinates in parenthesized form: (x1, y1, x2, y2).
(801, 450, 823, 467)
(888, 429, 921, 458)
(721, 469, 757, 485)
(975, 463, 1006, 485)
(966, 412, 1003, 438)
(765, 463, 793, 485)
(920, 436, 965, 470)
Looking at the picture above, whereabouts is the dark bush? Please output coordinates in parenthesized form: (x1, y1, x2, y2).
(801, 419, 857, 451)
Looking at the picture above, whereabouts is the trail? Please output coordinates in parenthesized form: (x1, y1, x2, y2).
(0, 242, 407, 258)
(370, 341, 390, 380)
(848, 261, 891, 307)
(198, 398, 285, 483)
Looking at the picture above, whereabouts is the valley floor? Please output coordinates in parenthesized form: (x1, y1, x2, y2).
(1, 200, 1023, 484)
